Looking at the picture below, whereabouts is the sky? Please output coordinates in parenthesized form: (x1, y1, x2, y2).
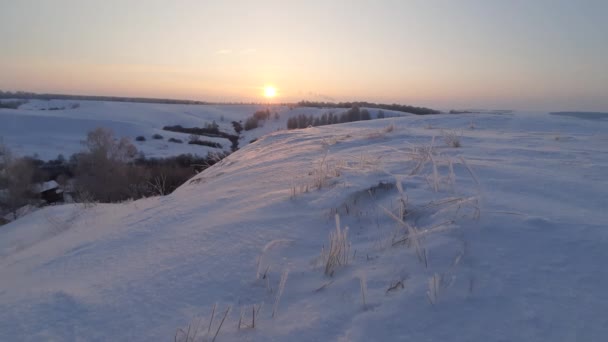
(0, 0, 607, 111)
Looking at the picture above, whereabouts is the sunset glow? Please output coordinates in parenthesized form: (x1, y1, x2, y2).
(264, 86, 277, 98)
(0, 1, 606, 110)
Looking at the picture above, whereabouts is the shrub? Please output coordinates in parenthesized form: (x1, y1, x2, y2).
(243, 109, 272, 131)
(74, 128, 138, 203)
(1, 156, 38, 219)
(296, 114, 313, 128)
(168, 137, 183, 144)
(188, 140, 223, 148)
(135, 136, 146, 142)
(204, 121, 220, 134)
(253, 109, 271, 121)
(188, 134, 200, 143)
(286, 117, 297, 129)
(442, 129, 462, 148)
(152, 133, 164, 140)
(361, 109, 371, 120)
(345, 106, 361, 122)
(231, 121, 243, 134)
(0, 100, 27, 109)
(244, 117, 259, 131)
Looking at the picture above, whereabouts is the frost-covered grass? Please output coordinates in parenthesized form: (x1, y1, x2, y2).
(1, 111, 607, 341)
(322, 214, 351, 276)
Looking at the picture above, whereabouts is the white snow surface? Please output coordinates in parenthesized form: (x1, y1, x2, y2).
(1, 111, 608, 341)
(0, 100, 403, 160)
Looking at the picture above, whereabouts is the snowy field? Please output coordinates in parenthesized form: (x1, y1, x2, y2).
(0, 100, 401, 160)
(1, 110, 608, 341)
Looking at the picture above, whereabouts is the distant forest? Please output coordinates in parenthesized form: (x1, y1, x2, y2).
(0, 90, 440, 114)
(0, 90, 209, 105)
(296, 101, 440, 115)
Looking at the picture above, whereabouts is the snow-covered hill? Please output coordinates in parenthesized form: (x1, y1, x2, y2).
(0, 100, 404, 160)
(1, 111, 607, 341)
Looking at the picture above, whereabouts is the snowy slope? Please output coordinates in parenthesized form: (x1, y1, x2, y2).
(1, 112, 607, 341)
(0, 100, 404, 160)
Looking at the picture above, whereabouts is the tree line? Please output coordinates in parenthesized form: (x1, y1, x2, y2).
(297, 100, 440, 115)
(287, 106, 373, 129)
(0, 128, 228, 220)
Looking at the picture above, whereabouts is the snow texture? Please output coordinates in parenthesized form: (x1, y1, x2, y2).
(1, 107, 607, 341)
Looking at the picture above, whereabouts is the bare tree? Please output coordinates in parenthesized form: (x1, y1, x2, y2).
(3, 157, 36, 219)
(75, 128, 138, 202)
(0, 139, 11, 189)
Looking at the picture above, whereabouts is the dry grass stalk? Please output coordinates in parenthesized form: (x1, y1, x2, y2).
(323, 214, 351, 276)
(212, 306, 231, 342)
(359, 274, 368, 308)
(208, 303, 217, 334)
(427, 273, 440, 305)
(175, 324, 196, 342)
(391, 220, 455, 247)
(313, 280, 335, 293)
(238, 305, 258, 329)
(380, 205, 424, 264)
(386, 279, 405, 294)
(256, 239, 292, 280)
(272, 269, 289, 318)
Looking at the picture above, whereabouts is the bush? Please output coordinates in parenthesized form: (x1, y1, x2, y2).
(361, 109, 371, 120)
(231, 121, 243, 134)
(242, 109, 272, 131)
(0, 153, 48, 219)
(168, 137, 183, 144)
(204, 121, 219, 133)
(135, 136, 146, 142)
(0, 100, 27, 109)
(188, 134, 200, 143)
(74, 128, 138, 203)
(253, 109, 271, 121)
(162, 125, 239, 151)
(188, 140, 223, 148)
(442, 130, 462, 148)
(244, 117, 259, 131)
(152, 134, 163, 140)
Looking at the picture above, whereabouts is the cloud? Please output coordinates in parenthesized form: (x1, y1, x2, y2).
(216, 49, 232, 54)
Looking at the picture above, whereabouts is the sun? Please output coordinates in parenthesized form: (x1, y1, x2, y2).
(263, 86, 277, 98)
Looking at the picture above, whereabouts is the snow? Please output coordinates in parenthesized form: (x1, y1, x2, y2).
(37, 180, 59, 193)
(0, 99, 406, 160)
(1, 109, 607, 341)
